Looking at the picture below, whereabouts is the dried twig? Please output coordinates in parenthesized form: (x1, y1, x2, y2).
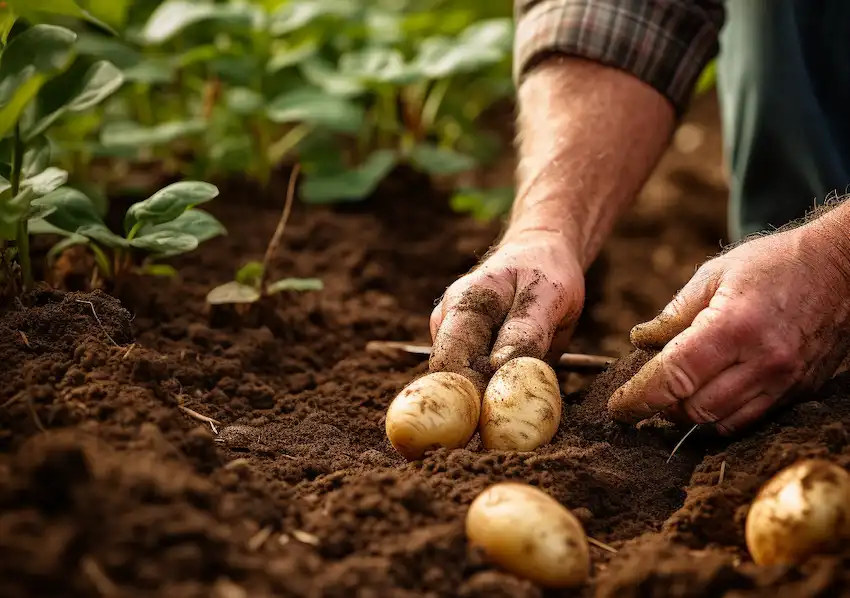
(178, 405, 221, 426)
(122, 343, 136, 359)
(718, 459, 727, 485)
(667, 424, 700, 464)
(588, 537, 618, 554)
(81, 556, 118, 597)
(248, 526, 273, 551)
(260, 164, 301, 294)
(76, 299, 118, 346)
(27, 396, 46, 432)
(292, 530, 320, 546)
(18, 330, 30, 348)
(365, 340, 615, 371)
(2, 393, 21, 408)
(224, 458, 251, 471)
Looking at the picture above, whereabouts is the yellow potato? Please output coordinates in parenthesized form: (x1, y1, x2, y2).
(480, 356, 561, 451)
(745, 459, 850, 566)
(385, 371, 480, 461)
(465, 482, 590, 588)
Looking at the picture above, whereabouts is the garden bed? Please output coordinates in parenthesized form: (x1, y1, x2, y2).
(2, 95, 850, 598)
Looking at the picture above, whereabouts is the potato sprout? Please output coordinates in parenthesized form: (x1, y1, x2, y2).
(745, 459, 850, 566)
(479, 357, 562, 451)
(465, 482, 590, 588)
(385, 371, 480, 461)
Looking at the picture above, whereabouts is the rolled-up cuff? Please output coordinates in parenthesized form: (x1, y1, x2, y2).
(514, 0, 724, 117)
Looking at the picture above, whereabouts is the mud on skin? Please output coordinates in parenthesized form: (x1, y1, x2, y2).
(4, 99, 850, 597)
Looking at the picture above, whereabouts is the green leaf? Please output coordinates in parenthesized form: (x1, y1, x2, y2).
(411, 19, 512, 79)
(225, 87, 263, 116)
(24, 202, 56, 221)
(695, 60, 716, 96)
(77, 0, 133, 30)
(141, 263, 178, 277)
(129, 230, 198, 254)
(266, 40, 318, 73)
(66, 60, 124, 111)
(22, 135, 50, 178)
(266, 277, 323, 294)
(75, 33, 140, 69)
(140, 0, 257, 45)
(77, 223, 129, 248)
(138, 208, 226, 248)
(266, 88, 364, 134)
(300, 58, 364, 97)
(0, 10, 17, 45)
(99, 119, 206, 147)
(121, 58, 174, 84)
(174, 44, 220, 69)
(449, 186, 514, 221)
(0, 187, 35, 224)
(206, 281, 260, 305)
(301, 150, 397, 203)
(408, 144, 476, 175)
(269, 0, 354, 36)
(22, 166, 68, 195)
(235, 261, 264, 287)
(339, 48, 417, 85)
(8, 0, 115, 34)
(0, 25, 77, 139)
(124, 181, 219, 231)
(31, 186, 104, 233)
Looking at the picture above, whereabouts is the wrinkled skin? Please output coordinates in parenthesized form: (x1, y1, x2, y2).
(609, 220, 850, 434)
(430, 212, 850, 435)
(429, 232, 585, 392)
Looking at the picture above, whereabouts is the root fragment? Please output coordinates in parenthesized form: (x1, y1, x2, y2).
(76, 299, 119, 346)
(588, 537, 618, 554)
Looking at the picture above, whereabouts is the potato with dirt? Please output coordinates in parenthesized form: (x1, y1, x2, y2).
(466, 482, 590, 588)
(385, 371, 481, 460)
(479, 356, 562, 451)
(745, 459, 850, 566)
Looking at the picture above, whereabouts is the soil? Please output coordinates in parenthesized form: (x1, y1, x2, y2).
(3, 93, 850, 598)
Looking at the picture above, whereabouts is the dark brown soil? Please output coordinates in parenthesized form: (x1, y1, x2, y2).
(3, 93, 850, 598)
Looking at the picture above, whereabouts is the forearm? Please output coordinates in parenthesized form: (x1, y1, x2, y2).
(503, 56, 676, 269)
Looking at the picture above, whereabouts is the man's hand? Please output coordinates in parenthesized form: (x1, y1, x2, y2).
(429, 231, 584, 392)
(608, 215, 850, 434)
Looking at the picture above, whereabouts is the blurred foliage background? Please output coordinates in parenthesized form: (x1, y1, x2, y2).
(9, 0, 515, 217)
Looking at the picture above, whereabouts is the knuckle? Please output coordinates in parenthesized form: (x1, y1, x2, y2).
(684, 401, 720, 424)
(659, 354, 698, 401)
(760, 338, 804, 379)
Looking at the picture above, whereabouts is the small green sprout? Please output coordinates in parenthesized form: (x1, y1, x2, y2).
(206, 165, 322, 306)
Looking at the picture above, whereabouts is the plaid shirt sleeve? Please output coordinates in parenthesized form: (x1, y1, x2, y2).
(513, 0, 725, 117)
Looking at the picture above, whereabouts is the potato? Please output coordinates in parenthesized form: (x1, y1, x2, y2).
(479, 356, 561, 451)
(385, 371, 480, 461)
(745, 459, 850, 566)
(465, 482, 590, 588)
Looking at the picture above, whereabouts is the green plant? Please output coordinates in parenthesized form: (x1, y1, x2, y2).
(70, 0, 515, 205)
(30, 180, 225, 283)
(206, 165, 321, 305)
(0, 5, 127, 293)
(0, 2, 224, 296)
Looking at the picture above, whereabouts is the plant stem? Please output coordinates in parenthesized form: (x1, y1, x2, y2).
(254, 117, 272, 188)
(420, 79, 450, 133)
(267, 124, 312, 166)
(259, 164, 300, 295)
(11, 123, 31, 290)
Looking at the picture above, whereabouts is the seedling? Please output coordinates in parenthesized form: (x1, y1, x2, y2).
(206, 165, 322, 305)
